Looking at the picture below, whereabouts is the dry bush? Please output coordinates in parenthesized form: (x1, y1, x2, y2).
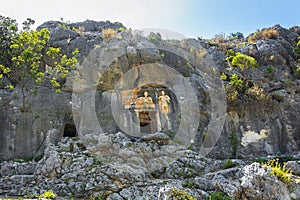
(263, 29, 279, 39)
(102, 28, 117, 40)
(247, 84, 270, 101)
(248, 28, 279, 43)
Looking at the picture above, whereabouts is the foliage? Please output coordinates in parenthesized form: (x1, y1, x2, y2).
(0, 17, 79, 111)
(257, 156, 299, 165)
(225, 85, 239, 102)
(276, 156, 299, 163)
(221, 72, 249, 102)
(226, 50, 258, 70)
(229, 132, 238, 158)
(293, 37, 300, 58)
(93, 157, 102, 165)
(38, 190, 57, 199)
(72, 26, 85, 36)
(0, 15, 18, 69)
(118, 27, 126, 31)
(293, 37, 300, 77)
(225, 49, 235, 63)
(231, 52, 258, 70)
(168, 188, 197, 200)
(208, 41, 219, 47)
(248, 28, 279, 43)
(207, 192, 232, 200)
(228, 74, 244, 90)
(182, 180, 196, 188)
(187, 145, 193, 151)
(266, 65, 275, 74)
(220, 73, 227, 81)
(102, 28, 117, 40)
(263, 158, 293, 184)
(147, 32, 161, 44)
(255, 157, 267, 164)
(229, 32, 244, 39)
(223, 159, 235, 169)
(208, 32, 245, 51)
(90, 195, 105, 200)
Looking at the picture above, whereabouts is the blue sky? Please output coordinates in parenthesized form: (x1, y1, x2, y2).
(1, 0, 299, 39)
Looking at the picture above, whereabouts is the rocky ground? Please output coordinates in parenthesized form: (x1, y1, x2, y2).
(0, 133, 300, 199)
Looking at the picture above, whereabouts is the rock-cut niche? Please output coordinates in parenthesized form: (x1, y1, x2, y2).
(62, 114, 77, 137)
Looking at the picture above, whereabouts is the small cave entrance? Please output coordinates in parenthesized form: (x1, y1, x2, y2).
(63, 123, 77, 137)
(62, 114, 77, 137)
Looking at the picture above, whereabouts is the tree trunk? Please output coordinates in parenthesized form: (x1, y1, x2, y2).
(21, 86, 26, 112)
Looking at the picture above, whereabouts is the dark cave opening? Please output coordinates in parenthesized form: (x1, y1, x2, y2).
(63, 123, 77, 137)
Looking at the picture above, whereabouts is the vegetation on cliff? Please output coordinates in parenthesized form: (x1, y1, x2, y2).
(0, 17, 78, 110)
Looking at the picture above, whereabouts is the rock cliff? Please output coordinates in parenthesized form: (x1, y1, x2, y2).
(0, 19, 299, 199)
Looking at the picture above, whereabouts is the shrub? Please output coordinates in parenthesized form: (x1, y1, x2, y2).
(207, 192, 232, 200)
(293, 37, 300, 58)
(262, 29, 279, 39)
(229, 32, 244, 39)
(225, 85, 239, 102)
(72, 26, 85, 36)
(229, 132, 238, 157)
(228, 74, 245, 91)
(231, 52, 258, 70)
(91, 195, 105, 200)
(38, 190, 57, 199)
(225, 49, 235, 63)
(263, 159, 293, 184)
(266, 65, 275, 74)
(214, 33, 226, 43)
(220, 73, 227, 81)
(168, 188, 197, 200)
(102, 28, 116, 40)
(223, 159, 235, 169)
(187, 145, 193, 151)
(182, 180, 196, 188)
(247, 84, 270, 101)
(208, 41, 219, 47)
(255, 157, 267, 164)
(223, 74, 248, 102)
(218, 43, 230, 51)
(147, 32, 161, 44)
(226, 50, 258, 70)
(248, 28, 279, 43)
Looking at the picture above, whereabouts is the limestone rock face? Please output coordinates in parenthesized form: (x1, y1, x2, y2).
(0, 20, 299, 163)
(0, 88, 72, 160)
(237, 163, 300, 200)
(285, 161, 300, 175)
(38, 20, 125, 63)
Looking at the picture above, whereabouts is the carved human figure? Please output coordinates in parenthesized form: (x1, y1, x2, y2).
(158, 91, 171, 130)
(158, 91, 171, 115)
(135, 91, 154, 110)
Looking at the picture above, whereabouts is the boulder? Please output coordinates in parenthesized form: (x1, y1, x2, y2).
(237, 162, 300, 200)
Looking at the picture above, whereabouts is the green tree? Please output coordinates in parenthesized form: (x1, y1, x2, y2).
(0, 18, 78, 111)
(0, 15, 18, 69)
(229, 32, 244, 39)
